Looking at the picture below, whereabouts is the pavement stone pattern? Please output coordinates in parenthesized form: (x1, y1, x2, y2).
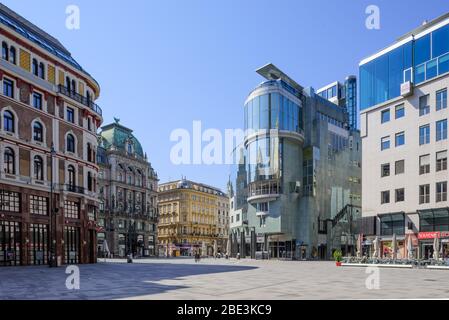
(1, 258, 449, 300)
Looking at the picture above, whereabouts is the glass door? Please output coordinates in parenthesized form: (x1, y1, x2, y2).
(30, 224, 48, 265)
(0, 221, 21, 266)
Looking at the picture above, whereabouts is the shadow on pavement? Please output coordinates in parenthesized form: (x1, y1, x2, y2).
(0, 262, 257, 300)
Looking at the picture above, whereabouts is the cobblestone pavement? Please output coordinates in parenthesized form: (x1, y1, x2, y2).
(1, 258, 449, 300)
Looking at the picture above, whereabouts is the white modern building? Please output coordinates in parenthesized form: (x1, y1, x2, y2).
(360, 13, 449, 259)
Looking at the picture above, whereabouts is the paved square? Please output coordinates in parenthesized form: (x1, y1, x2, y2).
(1, 258, 449, 299)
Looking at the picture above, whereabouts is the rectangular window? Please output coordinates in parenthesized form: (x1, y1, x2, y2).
(395, 104, 405, 119)
(381, 136, 390, 151)
(436, 182, 447, 202)
(64, 200, 80, 219)
(3, 78, 13, 98)
(395, 188, 405, 202)
(0, 190, 20, 212)
(395, 160, 405, 175)
(33, 92, 42, 110)
(419, 184, 430, 204)
(381, 163, 390, 177)
(395, 132, 405, 147)
(66, 107, 74, 123)
(436, 119, 447, 141)
(436, 150, 447, 172)
(380, 213, 405, 236)
(419, 95, 430, 116)
(381, 191, 390, 204)
(30, 195, 48, 215)
(381, 109, 390, 123)
(436, 89, 447, 111)
(419, 124, 430, 145)
(419, 154, 431, 175)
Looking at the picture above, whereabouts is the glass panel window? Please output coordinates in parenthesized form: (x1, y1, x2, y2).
(0, 190, 20, 212)
(436, 182, 447, 202)
(415, 64, 425, 84)
(419, 124, 430, 145)
(380, 214, 405, 236)
(415, 34, 431, 67)
(419, 95, 430, 116)
(395, 160, 405, 175)
(439, 53, 449, 75)
(419, 154, 430, 175)
(381, 191, 390, 204)
(395, 132, 405, 147)
(436, 89, 447, 111)
(4, 147, 15, 174)
(3, 78, 13, 98)
(436, 150, 447, 172)
(381, 109, 390, 123)
(66, 107, 74, 123)
(436, 119, 447, 141)
(419, 184, 430, 204)
(395, 104, 405, 119)
(30, 195, 48, 215)
(64, 200, 80, 219)
(426, 59, 438, 80)
(395, 188, 405, 202)
(381, 163, 390, 177)
(4, 110, 14, 133)
(381, 136, 390, 151)
(33, 122, 43, 142)
(32, 92, 42, 110)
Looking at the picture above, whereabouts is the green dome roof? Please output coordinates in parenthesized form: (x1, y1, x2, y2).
(99, 120, 144, 158)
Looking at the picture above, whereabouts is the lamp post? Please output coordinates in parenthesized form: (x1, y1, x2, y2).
(49, 143, 57, 267)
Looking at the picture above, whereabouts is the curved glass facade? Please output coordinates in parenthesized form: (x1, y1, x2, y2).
(244, 91, 303, 133)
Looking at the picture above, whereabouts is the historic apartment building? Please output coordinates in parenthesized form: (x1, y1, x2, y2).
(97, 120, 158, 258)
(0, 4, 102, 266)
(228, 64, 361, 260)
(360, 13, 449, 260)
(158, 179, 229, 257)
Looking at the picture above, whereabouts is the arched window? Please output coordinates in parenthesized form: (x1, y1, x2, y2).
(34, 155, 44, 181)
(4, 147, 15, 174)
(86, 91, 91, 103)
(38, 62, 45, 79)
(68, 165, 76, 187)
(87, 143, 92, 162)
(32, 58, 38, 76)
(88, 172, 93, 191)
(2, 42, 8, 61)
(66, 134, 75, 153)
(9, 46, 16, 64)
(71, 79, 76, 93)
(4, 111, 14, 133)
(33, 122, 43, 142)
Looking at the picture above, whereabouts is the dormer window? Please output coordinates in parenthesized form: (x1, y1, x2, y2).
(127, 143, 133, 155)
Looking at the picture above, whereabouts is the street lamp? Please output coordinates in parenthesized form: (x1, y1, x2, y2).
(49, 143, 57, 268)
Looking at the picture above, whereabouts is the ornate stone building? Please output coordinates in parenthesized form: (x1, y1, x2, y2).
(158, 179, 229, 257)
(97, 120, 158, 258)
(0, 4, 102, 266)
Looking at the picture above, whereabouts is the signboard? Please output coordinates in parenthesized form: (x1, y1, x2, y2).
(245, 236, 251, 244)
(418, 231, 449, 240)
(257, 236, 265, 243)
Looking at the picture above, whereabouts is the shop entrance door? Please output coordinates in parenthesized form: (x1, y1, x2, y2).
(0, 221, 21, 266)
(64, 226, 80, 264)
(87, 230, 95, 263)
(422, 243, 434, 260)
(30, 224, 48, 265)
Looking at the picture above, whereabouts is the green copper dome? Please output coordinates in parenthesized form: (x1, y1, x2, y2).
(99, 119, 144, 158)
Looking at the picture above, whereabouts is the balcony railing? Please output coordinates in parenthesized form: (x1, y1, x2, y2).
(58, 85, 102, 116)
(64, 184, 85, 194)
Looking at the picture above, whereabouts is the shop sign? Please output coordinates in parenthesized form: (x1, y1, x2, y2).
(256, 236, 264, 243)
(418, 231, 449, 240)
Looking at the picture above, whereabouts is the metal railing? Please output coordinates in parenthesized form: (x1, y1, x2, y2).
(64, 184, 85, 194)
(58, 85, 102, 116)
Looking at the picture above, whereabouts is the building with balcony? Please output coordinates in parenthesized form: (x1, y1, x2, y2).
(228, 64, 361, 260)
(96, 119, 158, 258)
(157, 178, 229, 257)
(0, 4, 102, 266)
(360, 13, 449, 260)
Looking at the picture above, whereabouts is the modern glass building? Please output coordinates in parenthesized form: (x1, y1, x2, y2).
(229, 64, 362, 260)
(359, 13, 449, 260)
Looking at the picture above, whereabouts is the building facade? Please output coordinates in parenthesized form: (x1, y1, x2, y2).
(228, 64, 361, 260)
(97, 120, 158, 258)
(360, 14, 449, 260)
(0, 4, 102, 266)
(157, 179, 229, 257)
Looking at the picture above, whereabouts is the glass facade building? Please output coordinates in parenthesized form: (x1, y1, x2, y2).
(360, 23, 449, 110)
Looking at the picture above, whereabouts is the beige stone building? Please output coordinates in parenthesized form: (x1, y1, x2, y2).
(157, 179, 229, 257)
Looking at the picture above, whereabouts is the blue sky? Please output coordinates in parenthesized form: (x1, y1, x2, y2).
(3, 0, 449, 191)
